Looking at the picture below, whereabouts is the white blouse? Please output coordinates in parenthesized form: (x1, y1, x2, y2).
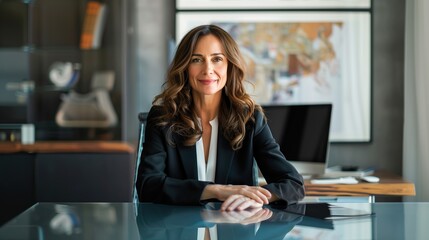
(196, 116, 218, 182)
(196, 117, 258, 240)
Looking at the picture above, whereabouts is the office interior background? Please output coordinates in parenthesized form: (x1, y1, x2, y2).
(128, 0, 404, 170)
(127, 0, 428, 201)
(1, 0, 428, 203)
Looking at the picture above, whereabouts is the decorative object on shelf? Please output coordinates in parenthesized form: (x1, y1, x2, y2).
(0, 123, 35, 144)
(55, 71, 117, 128)
(80, 1, 107, 50)
(49, 62, 81, 88)
(5, 80, 35, 104)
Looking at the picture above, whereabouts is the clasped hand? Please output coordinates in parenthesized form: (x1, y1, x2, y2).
(219, 185, 272, 211)
(201, 184, 272, 211)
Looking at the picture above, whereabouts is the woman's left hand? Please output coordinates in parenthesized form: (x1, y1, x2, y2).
(221, 194, 264, 211)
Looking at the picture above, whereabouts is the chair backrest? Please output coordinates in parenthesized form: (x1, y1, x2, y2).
(132, 112, 148, 203)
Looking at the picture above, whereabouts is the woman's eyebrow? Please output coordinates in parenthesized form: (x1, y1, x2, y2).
(191, 53, 225, 57)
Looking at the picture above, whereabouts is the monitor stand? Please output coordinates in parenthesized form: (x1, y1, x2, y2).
(290, 161, 326, 179)
(256, 162, 327, 184)
(323, 165, 375, 177)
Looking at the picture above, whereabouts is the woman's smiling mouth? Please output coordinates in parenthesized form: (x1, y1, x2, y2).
(199, 79, 218, 85)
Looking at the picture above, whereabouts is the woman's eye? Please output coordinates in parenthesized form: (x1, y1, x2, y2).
(213, 57, 223, 62)
(191, 58, 202, 63)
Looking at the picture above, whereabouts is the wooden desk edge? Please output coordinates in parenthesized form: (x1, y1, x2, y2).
(304, 183, 416, 196)
(0, 141, 135, 154)
(303, 170, 416, 197)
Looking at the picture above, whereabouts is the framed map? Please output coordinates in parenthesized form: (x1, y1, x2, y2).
(176, 11, 371, 142)
(176, 0, 371, 10)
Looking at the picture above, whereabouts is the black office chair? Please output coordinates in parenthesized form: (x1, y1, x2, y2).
(132, 112, 148, 204)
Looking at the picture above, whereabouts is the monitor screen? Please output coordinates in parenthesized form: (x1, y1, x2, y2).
(262, 104, 332, 176)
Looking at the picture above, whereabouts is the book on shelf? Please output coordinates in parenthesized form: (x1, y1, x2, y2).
(80, 1, 107, 50)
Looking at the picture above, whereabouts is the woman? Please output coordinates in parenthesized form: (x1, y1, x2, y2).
(136, 25, 305, 211)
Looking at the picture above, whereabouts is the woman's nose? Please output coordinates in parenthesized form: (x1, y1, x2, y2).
(203, 61, 214, 74)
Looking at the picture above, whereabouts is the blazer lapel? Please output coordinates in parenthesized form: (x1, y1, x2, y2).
(215, 131, 235, 184)
(174, 130, 234, 183)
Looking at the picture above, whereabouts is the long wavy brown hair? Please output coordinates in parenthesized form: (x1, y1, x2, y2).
(153, 24, 262, 150)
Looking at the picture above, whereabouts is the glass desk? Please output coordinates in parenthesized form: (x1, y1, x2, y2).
(0, 202, 428, 240)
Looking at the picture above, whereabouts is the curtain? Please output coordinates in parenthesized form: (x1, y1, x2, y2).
(403, 0, 429, 201)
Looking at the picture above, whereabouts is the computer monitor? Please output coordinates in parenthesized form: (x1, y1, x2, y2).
(262, 104, 332, 177)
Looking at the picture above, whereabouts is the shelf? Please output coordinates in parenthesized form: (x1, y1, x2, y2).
(1, 0, 125, 141)
(0, 46, 86, 53)
(0, 46, 31, 52)
(2, 0, 33, 3)
(0, 102, 27, 107)
(34, 85, 73, 92)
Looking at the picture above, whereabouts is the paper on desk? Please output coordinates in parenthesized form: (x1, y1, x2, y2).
(310, 177, 358, 184)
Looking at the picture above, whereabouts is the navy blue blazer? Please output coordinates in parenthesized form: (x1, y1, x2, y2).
(136, 106, 305, 205)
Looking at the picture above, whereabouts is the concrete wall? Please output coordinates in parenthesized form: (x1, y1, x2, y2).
(125, 0, 406, 174)
(329, 0, 405, 174)
(123, 0, 174, 144)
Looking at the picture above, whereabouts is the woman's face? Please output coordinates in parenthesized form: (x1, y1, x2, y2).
(187, 34, 228, 99)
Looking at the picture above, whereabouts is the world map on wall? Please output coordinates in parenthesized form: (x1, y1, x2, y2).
(215, 22, 343, 105)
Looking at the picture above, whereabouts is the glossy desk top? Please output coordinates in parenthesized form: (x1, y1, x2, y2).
(0, 202, 428, 240)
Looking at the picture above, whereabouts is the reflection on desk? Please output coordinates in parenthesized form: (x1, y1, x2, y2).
(136, 203, 303, 240)
(0, 202, 428, 239)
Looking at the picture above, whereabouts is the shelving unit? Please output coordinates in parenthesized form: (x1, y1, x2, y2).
(0, 0, 125, 141)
